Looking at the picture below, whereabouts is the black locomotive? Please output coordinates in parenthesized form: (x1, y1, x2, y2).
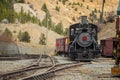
(68, 16, 100, 60)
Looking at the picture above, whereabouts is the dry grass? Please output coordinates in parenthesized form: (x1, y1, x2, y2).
(25, 0, 118, 28)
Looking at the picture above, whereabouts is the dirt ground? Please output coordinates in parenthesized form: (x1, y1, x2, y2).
(0, 56, 119, 80)
(52, 57, 120, 80)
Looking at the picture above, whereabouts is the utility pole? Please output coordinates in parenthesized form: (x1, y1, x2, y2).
(100, 0, 105, 23)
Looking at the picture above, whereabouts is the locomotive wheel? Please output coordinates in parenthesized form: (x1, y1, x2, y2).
(69, 53, 76, 60)
(88, 52, 93, 59)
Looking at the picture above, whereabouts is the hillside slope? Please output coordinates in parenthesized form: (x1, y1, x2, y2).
(98, 22, 116, 42)
(0, 23, 63, 46)
(25, 0, 118, 28)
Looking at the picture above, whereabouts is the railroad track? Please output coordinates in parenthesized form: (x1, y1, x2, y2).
(0, 55, 56, 80)
(0, 57, 21, 60)
(0, 55, 91, 80)
(0, 54, 45, 60)
(21, 62, 91, 80)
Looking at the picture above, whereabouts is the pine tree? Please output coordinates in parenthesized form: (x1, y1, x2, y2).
(17, 31, 30, 43)
(89, 11, 97, 23)
(39, 33, 46, 45)
(55, 21, 63, 35)
(3, 28, 12, 37)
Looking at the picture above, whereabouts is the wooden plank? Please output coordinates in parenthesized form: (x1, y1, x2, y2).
(111, 67, 120, 75)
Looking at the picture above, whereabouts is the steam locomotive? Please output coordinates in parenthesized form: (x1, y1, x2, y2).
(56, 16, 100, 60)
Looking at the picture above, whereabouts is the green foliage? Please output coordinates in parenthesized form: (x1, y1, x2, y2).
(68, 2, 71, 5)
(17, 30, 22, 40)
(56, 1, 59, 4)
(17, 31, 30, 43)
(87, 5, 89, 9)
(89, 11, 97, 23)
(0, 0, 15, 23)
(59, 0, 68, 5)
(41, 3, 65, 35)
(72, 17, 76, 21)
(98, 9, 101, 13)
(94, 8, 97, 13)
(0, 0, 39, 24)
(17, 0, 25, 3)
(80, 3, 83, 7)
(41, 4, 54, 30)
(63, 28, 69, 36)
(16, 7, 40, 24)
(39, 33, 46, 45)
(55, 6, 60, 12)
(41, 3, 48, 12)
(106, 11, 115, 23)
(42, 14, 52, 30)
(74, 8, 77, 11)
(72, 2, 80, 6)
(54, 21, 63, 35)
(3, 28, 12, 37)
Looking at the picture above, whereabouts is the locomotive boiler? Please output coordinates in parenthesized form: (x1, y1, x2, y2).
(68, 16, 100, 60)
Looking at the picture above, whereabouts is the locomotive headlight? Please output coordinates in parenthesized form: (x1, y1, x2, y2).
(77, 32, 93, 47)
(82, 36, 87, 41)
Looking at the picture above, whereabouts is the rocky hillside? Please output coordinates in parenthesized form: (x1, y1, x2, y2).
(24, 0, 118, 28)
(21, 0, 118, 41)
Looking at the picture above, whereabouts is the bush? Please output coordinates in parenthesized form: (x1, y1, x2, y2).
(106, 11, 115, 23)
(94, 8, 97, 13)
(17, 31, 30, 43)
(63, 28, 69, 36)
(60, 0, 68, 5)
(87, 5, 89, 9)
(55, 6, 60, 12)
(54, 21, 63, 35)
(18, 0, 25, 3)
(39, 33, 46, 45)
(89, 11, 97, 23)
(3, 28, 12, 38)
(72, 17, 76, 21)
(41, 3, 48, 12)
(74, 8, 77, 11)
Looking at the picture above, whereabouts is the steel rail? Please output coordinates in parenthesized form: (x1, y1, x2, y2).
(0, 54, 51, 80)
(21, 62, 91, 80)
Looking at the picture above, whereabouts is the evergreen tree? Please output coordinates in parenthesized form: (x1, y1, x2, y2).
(63, 28, 69, 36)
(39, 33, 46, 45)
(87, 5, 89, 9)
(94, 8, 97, 13)
(17, 31, 30, 43)
(17, 30, 22, 41)
(3, 28, 12, 37)
(18, 0, 25, 3)
(89, 11, 97, 23)
(55, 21, 63, 35)
(41, 3, 47, 12)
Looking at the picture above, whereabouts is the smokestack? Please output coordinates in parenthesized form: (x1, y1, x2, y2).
(81, 16, 88, 24)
